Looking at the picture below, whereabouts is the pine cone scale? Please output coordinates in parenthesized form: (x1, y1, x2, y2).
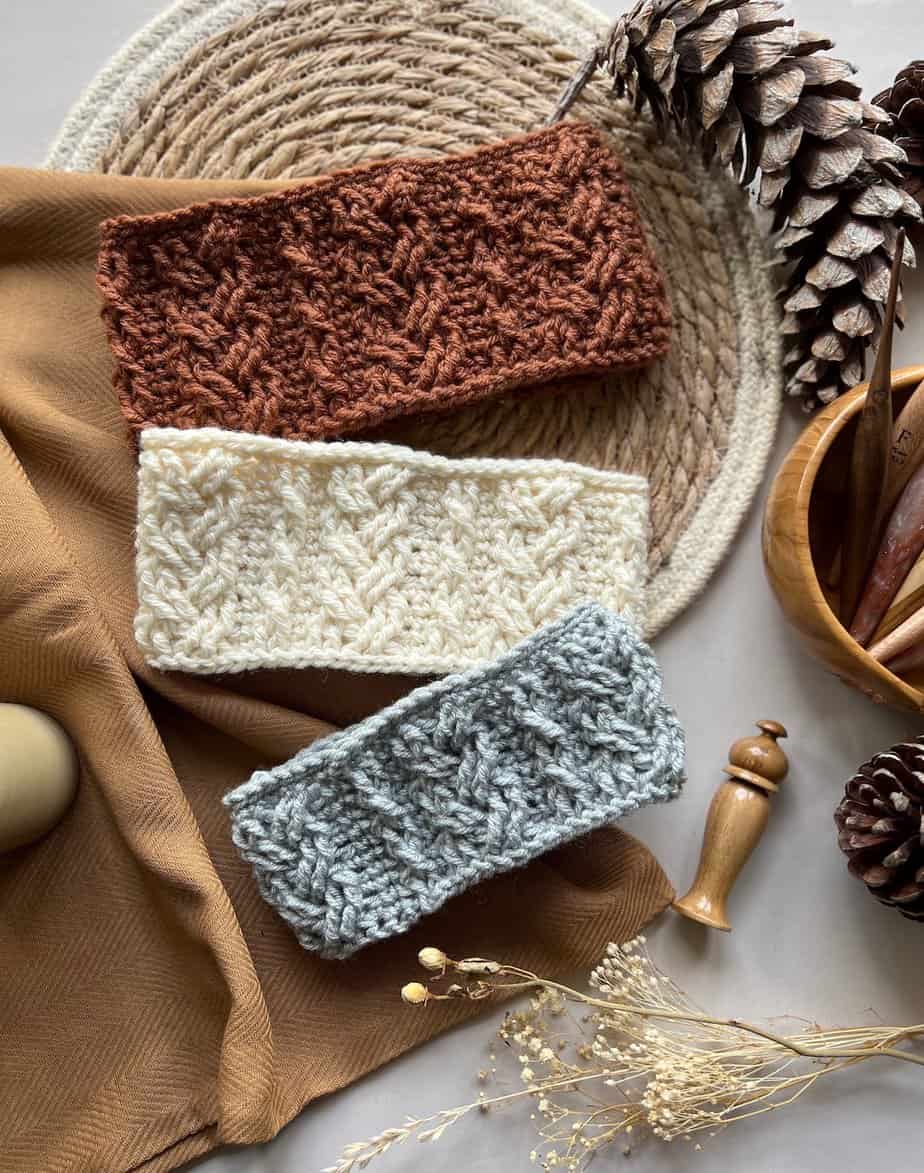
(900, 140, 924, 167)
(677, 10, 739, 73)
(888, 888, 924, 913)
(838, 833, 893, 858)
(737, 66, 803, 125)
(848, 861, 893, 888)
(726, 26, 798, 75)
(899, 95, 924, 128)
(796, 56, 856, 90)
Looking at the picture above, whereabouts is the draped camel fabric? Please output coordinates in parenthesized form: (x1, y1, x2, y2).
(0, 167, 673, 1173)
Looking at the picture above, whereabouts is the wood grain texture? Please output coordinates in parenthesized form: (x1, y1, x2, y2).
(763, 365, 924, 713)
(884, 639, 924, 676)
(674, 782, 770, 931)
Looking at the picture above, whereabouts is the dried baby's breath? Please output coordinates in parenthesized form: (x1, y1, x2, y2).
(325, 938, 924, 1173)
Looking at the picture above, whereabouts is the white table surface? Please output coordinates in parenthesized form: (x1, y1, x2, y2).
(5, 2, 924, 1169)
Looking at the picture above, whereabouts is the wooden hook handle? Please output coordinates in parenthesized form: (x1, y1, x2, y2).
(674, 721, 789, 931)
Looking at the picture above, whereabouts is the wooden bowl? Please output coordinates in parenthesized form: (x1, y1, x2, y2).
(763, 365, 924, 713)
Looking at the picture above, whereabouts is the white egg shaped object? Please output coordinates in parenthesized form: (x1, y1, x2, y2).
(0, 703, 78, 853)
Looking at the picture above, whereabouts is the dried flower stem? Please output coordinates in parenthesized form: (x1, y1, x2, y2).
(322, 1071, 622, 1173)
(478, 973, 924, 1068)
(329, 940, 924, 1173)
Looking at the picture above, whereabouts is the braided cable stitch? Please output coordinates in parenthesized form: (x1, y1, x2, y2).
(135, 427, 648, 675)
(97, 121, 671, 441)
(224, 603, 684, 958)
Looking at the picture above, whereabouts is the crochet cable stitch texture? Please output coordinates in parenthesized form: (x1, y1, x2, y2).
(135, 427, 649, 675)
(97, 121, 671, 442)
(224, 603, 685, 958)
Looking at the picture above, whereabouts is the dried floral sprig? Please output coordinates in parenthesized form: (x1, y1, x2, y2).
(325, 939, 924, 1173)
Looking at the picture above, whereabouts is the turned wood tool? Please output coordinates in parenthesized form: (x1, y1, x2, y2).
(884, 639, 924, 678)
(869, 601, 924, 665)
(674, 721, 789, 932)
(850, 458, 924, 646)
(840, 231, 905, 626)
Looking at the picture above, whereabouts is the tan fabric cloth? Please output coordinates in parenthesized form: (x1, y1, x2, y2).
(0, 166, 674, 1173)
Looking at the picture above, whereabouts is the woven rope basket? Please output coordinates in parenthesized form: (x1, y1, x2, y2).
(50, 0, 782, 637)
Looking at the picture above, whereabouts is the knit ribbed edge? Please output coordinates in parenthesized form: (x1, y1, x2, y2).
(136, 428, 649, 676)
(224, 602, 685, 957)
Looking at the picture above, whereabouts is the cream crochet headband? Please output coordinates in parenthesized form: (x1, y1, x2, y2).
(135, 428, 648, 676)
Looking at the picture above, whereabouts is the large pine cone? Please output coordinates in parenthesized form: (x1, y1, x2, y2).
(555, 0, 921, 409)
(875, 62, 924, 210)
(835, 737, 924, 920)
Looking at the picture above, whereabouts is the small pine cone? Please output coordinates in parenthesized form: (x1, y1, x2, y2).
(874, 62, 924, 210)
(835, 737, 924, 920)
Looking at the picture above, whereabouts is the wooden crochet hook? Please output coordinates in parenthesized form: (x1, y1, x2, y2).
(840, 232, 905, 626)
(674, 721, 789, 931)
(880, 377, 924, 521)
(869, 603, 924, 665)
(872, 546, 924, 643)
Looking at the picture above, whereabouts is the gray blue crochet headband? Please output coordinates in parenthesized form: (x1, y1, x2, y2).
(224, 603, 685, 959)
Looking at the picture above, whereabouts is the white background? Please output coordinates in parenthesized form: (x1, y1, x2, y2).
(4, 1, 924, 1170)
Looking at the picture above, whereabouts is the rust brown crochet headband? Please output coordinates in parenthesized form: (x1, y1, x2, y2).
(97, 122, 671, 441)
